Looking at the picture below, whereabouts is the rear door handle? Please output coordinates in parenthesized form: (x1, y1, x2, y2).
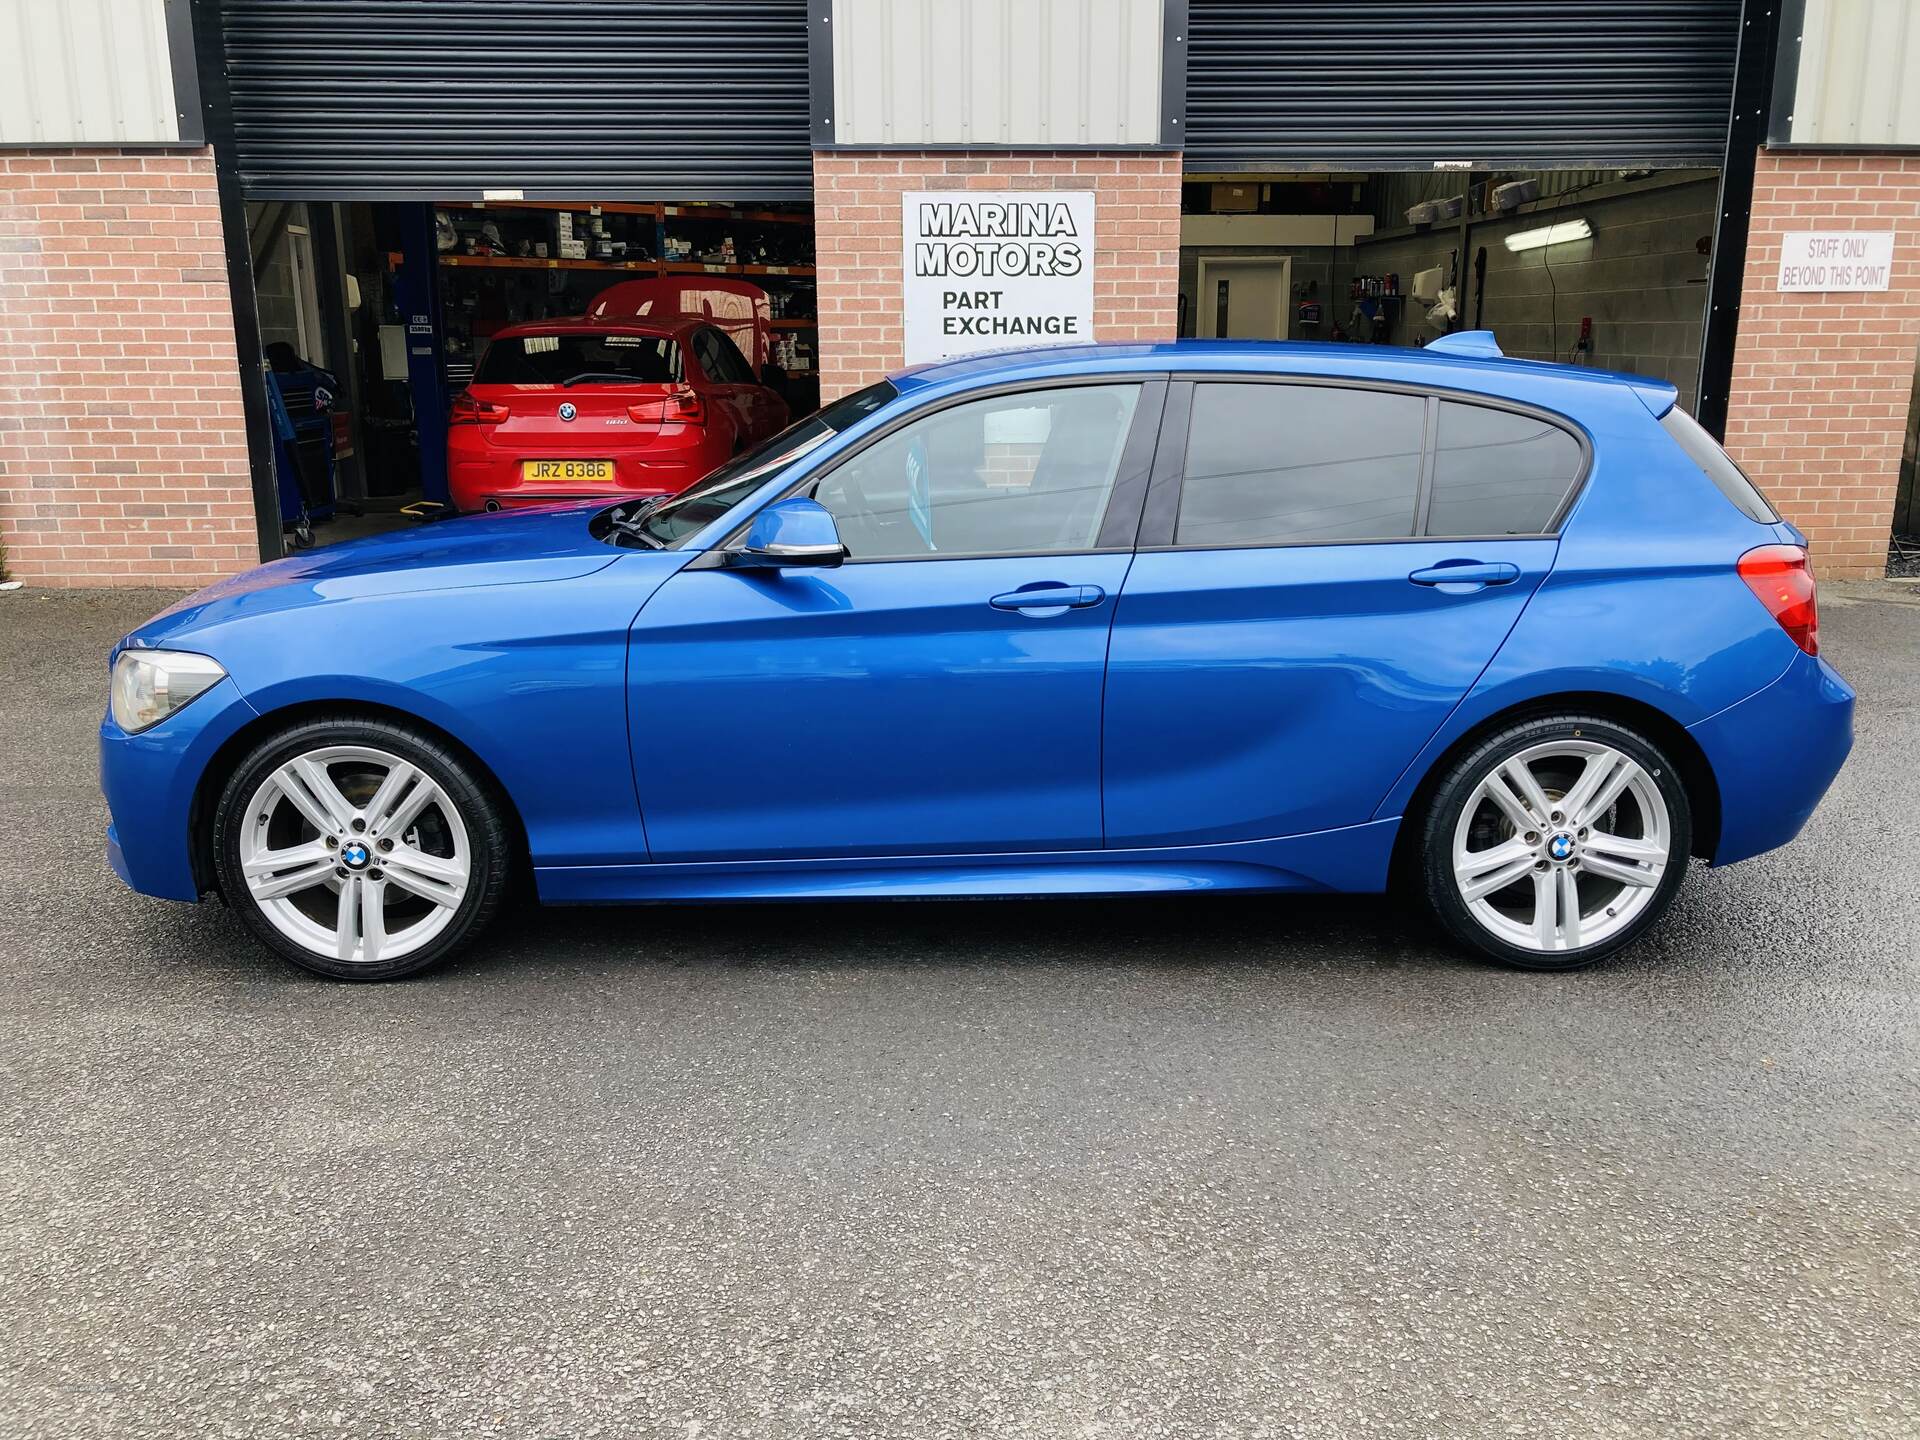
(1408, 561, 1521, 592)
(989, 583, 1105, 613)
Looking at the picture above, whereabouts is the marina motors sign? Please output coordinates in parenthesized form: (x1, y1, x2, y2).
(902, 191, 1096, 365)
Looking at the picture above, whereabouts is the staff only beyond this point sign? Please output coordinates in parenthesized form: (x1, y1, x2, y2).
(1776, 231, 1895, 292)
(902, 191, 1097, 366)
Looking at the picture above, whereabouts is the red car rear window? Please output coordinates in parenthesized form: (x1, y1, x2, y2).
(474, 333, 682, 386)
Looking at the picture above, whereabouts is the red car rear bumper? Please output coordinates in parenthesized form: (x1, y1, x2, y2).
(447, 427, 731, 513)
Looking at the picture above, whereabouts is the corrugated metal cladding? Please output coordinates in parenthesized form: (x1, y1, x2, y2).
(1183, 1, 1743, 170)
(1786, 0, 1920, 146)
(214, 0, 812, 200)
(0, 0, 179, 145)
(830, 0, 1163, 147)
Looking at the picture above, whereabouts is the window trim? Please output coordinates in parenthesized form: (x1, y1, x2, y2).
(706, 375, 1170, 566)
(1137, 373, 1594, 552)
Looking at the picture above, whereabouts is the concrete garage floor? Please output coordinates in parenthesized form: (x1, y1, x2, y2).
(1, 585, 1917, 1440)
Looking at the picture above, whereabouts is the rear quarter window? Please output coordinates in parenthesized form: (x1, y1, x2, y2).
(1660, 408, 1779, 524)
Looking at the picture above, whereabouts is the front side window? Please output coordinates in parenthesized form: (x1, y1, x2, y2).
(1427, 401, 1584, 536)
(1178, 383, 1425, 545)
(809, 384, 1143, 560)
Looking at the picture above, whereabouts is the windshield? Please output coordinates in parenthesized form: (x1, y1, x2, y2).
(473, 332, 681, 386)
(635, 381, 899, 546)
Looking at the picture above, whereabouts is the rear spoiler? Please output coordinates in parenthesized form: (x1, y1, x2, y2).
(1631, 381, 1680, 419)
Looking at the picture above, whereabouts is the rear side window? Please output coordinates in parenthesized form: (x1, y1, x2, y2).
(1178, 383, 1425, 544)
(693, 327, 755, 385)
(473, 333, 681, 386)
(1661, 407, 1779, 524)
(1427, 401, 1584, 536)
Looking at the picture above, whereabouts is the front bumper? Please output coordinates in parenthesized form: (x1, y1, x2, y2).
(100, 675, 261, 902)
(1688, 649, 1855, 866)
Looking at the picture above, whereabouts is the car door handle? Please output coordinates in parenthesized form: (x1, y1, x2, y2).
(1408, 561, 1521, 591)
(989, 584, 1105, 613)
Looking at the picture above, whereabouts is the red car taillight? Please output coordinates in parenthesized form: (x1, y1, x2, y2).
(628, 387, 705, 425)
(1738, 543, 1819, 655)
(450, 393, 507, 425)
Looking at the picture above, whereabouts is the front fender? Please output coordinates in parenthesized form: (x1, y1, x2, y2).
(172, 553, 685, 871)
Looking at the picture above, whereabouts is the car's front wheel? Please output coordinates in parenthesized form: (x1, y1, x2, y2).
(211, 716, 512, 980)
(1419, 715, 1692, 970)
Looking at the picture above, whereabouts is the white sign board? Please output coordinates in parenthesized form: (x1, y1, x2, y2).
(901, 191, 1096, 366)
(1777, 231, 1895, 292)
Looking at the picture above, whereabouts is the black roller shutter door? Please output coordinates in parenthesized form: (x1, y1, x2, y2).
(211, 0, 811, 200)
(1184, 1, 1742, 170)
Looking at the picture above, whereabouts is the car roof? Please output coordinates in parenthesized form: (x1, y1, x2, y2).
(887, 338, 1679, 413)
(486, 314, 701, 341)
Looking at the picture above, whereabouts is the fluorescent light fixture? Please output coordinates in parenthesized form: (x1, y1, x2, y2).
(1505, 218, 1591, 253)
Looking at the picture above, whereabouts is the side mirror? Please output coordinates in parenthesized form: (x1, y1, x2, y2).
(731, 497, 846, 569)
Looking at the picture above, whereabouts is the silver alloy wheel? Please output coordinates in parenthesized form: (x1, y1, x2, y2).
(238, 744, 471, 966)
(1450, 740, 1671, 955)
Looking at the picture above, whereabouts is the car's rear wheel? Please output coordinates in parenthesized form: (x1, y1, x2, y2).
(1419, 715, 1692, 971)
(211, 716, 512, 980)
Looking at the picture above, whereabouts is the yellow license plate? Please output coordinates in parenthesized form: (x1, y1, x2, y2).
(522, 459, 613, 482)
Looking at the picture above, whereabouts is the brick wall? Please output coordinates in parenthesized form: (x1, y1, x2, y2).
(0, 150, 256, 588)
(1723, 151, 1920, 580)
(812, 151, 1183, 400)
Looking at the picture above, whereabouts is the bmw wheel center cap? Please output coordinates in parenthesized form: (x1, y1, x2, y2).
(340, 840, 372, 870)
(1547, 833, 1575, 862)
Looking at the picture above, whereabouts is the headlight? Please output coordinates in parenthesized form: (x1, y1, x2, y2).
(109, 649, 227, 733)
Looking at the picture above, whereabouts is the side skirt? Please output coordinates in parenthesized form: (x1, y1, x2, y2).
(533, 818, 1401, 904)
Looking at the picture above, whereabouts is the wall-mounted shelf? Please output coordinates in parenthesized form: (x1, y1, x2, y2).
(437, 256, 818, 280)
(438, 254, 654, 272)
(662, 262, 815, 277)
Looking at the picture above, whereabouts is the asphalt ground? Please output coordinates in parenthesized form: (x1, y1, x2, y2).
(1, 583, 1916, 1439)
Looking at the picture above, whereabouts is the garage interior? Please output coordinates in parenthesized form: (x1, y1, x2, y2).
(245, 197, 818, 550)
(1177, 166, 1722, 410)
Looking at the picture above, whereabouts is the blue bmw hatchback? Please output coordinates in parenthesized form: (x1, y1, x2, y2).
(102, 335, 1853, 980)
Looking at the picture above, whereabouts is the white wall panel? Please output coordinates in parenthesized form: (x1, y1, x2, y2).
(1788, 0, 1920, 146)
(0, 0, 179, 145)
(832, 0, 1163, 146)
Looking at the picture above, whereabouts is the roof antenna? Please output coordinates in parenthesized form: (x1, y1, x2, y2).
(1424, 330, 1504, 360)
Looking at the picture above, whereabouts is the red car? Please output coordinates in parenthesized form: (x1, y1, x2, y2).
(448, 312, 789, 513)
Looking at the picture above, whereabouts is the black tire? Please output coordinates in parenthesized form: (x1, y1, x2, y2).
(211, 714, 514, 981)
(1418, 714, 1692, 972)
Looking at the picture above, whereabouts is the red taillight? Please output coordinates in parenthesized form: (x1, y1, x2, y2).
(450, 393, 507, 425)
(1738, 544, 1818, 655)
(627, 387, 705, 426)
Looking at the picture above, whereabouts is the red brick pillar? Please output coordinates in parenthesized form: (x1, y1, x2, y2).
(811, 151, 1183, 401)
(0, 150, 257, 588)
(1723, 151, 1920, 580)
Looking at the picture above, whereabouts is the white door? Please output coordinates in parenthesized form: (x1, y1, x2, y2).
(1196, 256, 1292, 340)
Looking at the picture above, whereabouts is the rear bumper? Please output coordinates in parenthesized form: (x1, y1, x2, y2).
(1688, 649, 1855, 866)
(100, 676, 261, 902)
(447, 431, 727, 513)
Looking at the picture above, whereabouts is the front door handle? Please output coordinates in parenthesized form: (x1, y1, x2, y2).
(1408, 561, 1521, 592)
(989, 583, 1106, 613)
